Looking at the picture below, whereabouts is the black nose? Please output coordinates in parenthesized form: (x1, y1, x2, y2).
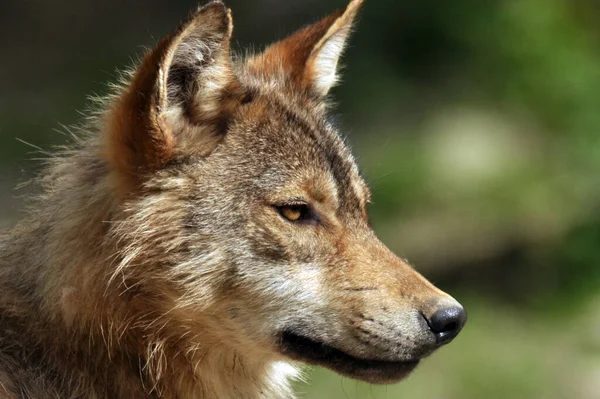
(426, 305, 467, 345)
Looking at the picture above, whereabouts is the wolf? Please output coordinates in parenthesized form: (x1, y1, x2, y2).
(0, 0, 466, 398)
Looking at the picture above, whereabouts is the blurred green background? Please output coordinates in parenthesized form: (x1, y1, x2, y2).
(2, 0, 600, 397)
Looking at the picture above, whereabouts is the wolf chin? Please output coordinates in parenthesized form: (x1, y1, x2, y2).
(0, 1, 467, 398)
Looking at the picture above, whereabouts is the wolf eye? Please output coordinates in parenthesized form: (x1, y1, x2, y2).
(277, 204, 311, 223)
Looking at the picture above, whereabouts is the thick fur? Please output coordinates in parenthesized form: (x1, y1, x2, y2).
(0, 1, 464, 398)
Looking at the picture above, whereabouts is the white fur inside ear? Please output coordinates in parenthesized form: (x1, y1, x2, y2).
(311, 31, 348, 95)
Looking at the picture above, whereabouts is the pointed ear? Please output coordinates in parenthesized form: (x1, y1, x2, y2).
(249, 0, 363, 97)
(106, 1, 241, 195)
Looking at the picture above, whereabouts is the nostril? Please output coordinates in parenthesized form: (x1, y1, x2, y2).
(425, 306, 467, 345)
(443, 321, 457, 333)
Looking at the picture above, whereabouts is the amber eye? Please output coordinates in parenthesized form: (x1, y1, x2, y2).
(277, 204, 311, 223)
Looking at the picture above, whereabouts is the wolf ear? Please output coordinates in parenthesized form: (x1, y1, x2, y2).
(249, 0, 363, 97)
(106, 1, 240, 194)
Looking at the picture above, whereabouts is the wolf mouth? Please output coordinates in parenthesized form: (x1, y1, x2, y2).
(279, 331, 420, 383)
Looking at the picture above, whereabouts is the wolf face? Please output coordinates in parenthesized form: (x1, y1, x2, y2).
(101, 0, 466, 387)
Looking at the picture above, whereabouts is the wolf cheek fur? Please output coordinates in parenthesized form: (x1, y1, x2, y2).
(0, 0, 466, 398)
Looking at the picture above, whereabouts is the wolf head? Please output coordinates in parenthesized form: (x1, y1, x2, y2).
(102, 0, 466, 384)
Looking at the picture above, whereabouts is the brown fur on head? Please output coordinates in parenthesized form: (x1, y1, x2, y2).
(0, 1, 466, 398)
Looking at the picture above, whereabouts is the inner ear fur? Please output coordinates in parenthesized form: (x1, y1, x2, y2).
(248, 0, 363, 97)
(105, 1, 242, 195)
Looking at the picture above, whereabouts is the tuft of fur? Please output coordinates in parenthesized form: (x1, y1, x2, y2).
(0, 1, 464, 398)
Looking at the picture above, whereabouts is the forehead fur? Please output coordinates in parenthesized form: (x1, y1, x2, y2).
(213, 71, 369, 212)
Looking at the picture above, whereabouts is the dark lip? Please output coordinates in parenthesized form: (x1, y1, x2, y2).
(279, 331, 420, 384)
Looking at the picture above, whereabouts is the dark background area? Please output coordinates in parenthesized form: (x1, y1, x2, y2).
(2, 0, 600, 397)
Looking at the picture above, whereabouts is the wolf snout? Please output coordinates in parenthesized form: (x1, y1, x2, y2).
(422, 303, 467, 346)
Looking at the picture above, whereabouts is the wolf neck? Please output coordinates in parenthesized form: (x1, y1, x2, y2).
(65, 297, 299, 398)
(74, 314, 298, 398)
(0, 143, 298, 398)
(126, 341, 299, 398)
(95, 308, 300, 399)
(62, 294, 300, 398)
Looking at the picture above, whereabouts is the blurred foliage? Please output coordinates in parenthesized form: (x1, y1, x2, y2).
(2, 0, 600, 397)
